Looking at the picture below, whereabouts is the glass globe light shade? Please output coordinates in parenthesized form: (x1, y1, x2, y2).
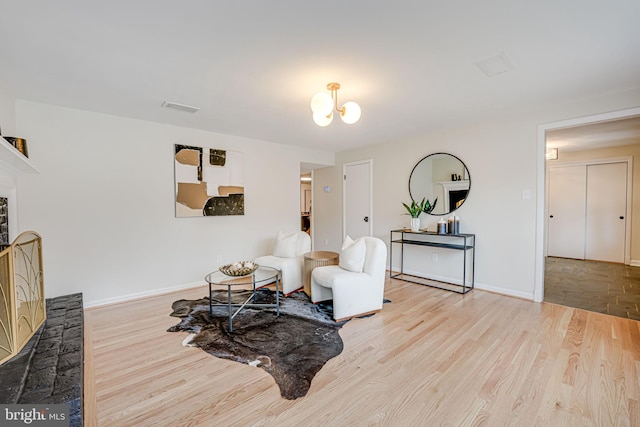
(313, 111, 333, 127)
(310, 92, 333, 116)
(340, 101, 361, 124)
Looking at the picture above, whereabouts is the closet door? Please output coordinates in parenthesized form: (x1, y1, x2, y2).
(548, 165, 587, 259)
(585, 162, 627, 263)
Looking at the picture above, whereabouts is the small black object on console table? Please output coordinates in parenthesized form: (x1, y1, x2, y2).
(390, 229, 475, 294)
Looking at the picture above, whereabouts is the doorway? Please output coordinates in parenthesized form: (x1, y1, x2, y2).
(536, 110, 640, 320)
(300, 173, 312, 238)
(343, 160, 373, 240)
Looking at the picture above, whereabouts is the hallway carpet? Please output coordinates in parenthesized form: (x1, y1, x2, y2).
(544, 256, 640, 321)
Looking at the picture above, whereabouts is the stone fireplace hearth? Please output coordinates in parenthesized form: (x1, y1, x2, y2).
(0, 293, 84, 426)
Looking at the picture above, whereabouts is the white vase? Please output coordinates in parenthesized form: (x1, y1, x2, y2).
(410, 217, 420, 232)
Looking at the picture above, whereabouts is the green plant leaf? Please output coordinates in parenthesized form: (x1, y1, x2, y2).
(402, 198, 430, 218)
(423, 197, 438, 214)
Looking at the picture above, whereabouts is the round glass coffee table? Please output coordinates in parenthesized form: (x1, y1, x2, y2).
(204, 266, 280, 332)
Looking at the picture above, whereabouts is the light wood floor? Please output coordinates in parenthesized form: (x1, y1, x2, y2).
(84, 278, 640, 426)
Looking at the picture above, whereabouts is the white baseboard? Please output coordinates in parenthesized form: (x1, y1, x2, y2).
(84, 281, 204, 308)
(630, 260, 640, 267)
(474, 282, 534, 301)
(394, 267, 472, 287)
(390, 266, 535, 301)
(86, 267, 539, 309)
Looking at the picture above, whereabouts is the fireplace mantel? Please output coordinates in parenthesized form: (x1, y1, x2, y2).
(0, 136, 39, 246)
(0, 136, 39, 176)
(437, 180, 470, 192)
(437, 180, 470, 213)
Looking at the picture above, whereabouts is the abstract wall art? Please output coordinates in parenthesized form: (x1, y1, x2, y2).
(174, 144, 245, 217)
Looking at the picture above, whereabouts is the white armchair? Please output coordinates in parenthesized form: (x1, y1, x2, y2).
(254, 231, 311, 295)
(311, 236, 387, 321)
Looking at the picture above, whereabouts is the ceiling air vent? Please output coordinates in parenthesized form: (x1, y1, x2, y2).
(475, 52, 516, 77)
(161, 101, 200, 114)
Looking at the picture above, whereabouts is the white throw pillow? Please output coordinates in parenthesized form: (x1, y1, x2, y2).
(339, 236, 366, 273)
(273, 231, 298, 258)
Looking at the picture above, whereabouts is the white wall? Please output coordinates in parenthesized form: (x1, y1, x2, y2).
(14, 101, 333, 306)
(313, 88, 640, 300)
(0, 81, 16, 136)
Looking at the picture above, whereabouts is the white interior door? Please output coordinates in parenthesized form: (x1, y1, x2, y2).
(344, 160, 372, 240)
(547, 165, 587, 259)
(585, 162, 627, 263)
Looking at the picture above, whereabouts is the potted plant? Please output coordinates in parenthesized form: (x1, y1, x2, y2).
(402, 197, 437, 231)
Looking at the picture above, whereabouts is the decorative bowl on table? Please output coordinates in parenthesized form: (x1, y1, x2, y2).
(219, 261, 259, 277)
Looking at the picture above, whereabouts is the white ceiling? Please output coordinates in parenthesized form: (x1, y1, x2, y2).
(547, 116, 640, 152)
(1, 1, 639, 153)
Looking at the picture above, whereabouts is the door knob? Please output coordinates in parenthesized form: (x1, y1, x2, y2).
(549, 215, 554, 218)
(620, 216, 624, 219)
(363, 216, 369, 222)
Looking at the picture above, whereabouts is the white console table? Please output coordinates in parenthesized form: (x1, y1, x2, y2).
(390, 229, 475, 294)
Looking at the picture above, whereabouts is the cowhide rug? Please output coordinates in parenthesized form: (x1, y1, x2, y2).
(167, 289, 347, 400)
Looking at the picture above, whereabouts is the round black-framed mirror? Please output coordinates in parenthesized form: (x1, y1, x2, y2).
(408, 152, 471, 216)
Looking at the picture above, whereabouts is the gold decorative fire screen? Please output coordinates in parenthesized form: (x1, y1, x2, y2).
(0, 231, 45, 365)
